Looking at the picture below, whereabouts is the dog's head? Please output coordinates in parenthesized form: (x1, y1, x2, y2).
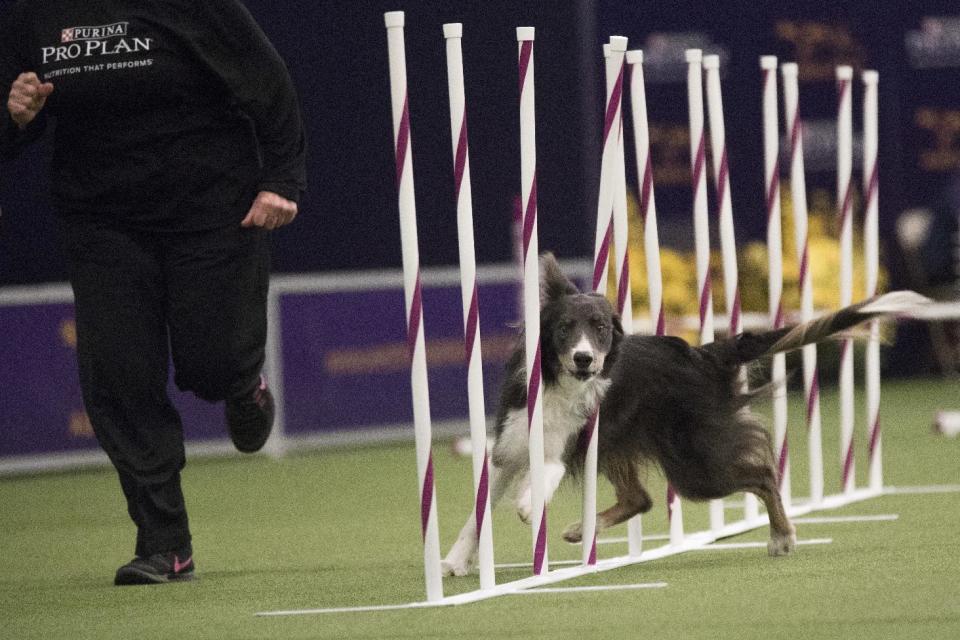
(538, 253, 623, 384)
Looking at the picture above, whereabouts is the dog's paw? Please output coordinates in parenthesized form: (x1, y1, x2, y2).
(516, 503, 532, 524)
(767, 530, 797, 556)
(442, 539, 478, 577)
(562, 521, 583, 544)
(441, 558, 473, 577)
(516, 492, 533, 524)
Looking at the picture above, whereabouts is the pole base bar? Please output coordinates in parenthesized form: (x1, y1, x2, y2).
(256, 486, 884, 617)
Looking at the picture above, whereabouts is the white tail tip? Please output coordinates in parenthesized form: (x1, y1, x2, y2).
(859, 290, 933, 316)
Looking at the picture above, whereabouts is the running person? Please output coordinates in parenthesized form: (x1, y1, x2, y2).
(1, 0, 307, 585)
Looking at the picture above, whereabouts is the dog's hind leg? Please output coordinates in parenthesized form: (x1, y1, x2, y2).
(442, 464, 515, 577)
(753, 481, 796, 556)
(736, 456, 796, 556)
(562, 456, 651, 543)
(724, 415, 796, 555)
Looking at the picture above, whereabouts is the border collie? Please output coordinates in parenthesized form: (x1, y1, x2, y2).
(441, 253, 927, 576)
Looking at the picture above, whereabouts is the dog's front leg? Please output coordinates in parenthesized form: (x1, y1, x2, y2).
(442, 464, 512, 577)
(515, 461, 566, 523)
(441, 511, 479, 577)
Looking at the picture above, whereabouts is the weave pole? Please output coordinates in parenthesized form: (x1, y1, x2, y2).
(686, 48, 720, 533)
(782, 62, 825, 506)
(608, 41, 634, 345)
(384, 11, 443, 603)
(625, 48, 657, 557)
(836, 65, 856, 495)
(627, 50, 665, 339)
(517, 26, 548, 575)
(703, 54, 759, 522)
(592, 36, 629, 564)
(443, 22, 495, 590)
(863, 69, 882, 492)
(761, 56, 790, 508)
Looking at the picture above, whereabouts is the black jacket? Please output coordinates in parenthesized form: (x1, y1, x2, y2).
(0, 0, 306, 230)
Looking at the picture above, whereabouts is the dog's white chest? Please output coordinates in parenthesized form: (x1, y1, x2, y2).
(497, 376, 609, 463)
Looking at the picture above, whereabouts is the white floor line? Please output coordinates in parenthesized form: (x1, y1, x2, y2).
(258, 601, 445, 616)
(696, 537, 832, 551)
(792, 514, 898, 524)
(509, 582, 668, 595)
(883, 484, 960, 495)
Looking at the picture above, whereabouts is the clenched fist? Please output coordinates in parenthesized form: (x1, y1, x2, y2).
(240, 190, 298, 230)
(7, 72, 53, 129)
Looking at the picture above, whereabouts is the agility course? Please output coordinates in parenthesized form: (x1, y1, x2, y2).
(253, 12, 956, 615)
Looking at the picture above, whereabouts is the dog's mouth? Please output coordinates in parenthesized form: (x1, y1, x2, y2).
(569, 368, 596, 381)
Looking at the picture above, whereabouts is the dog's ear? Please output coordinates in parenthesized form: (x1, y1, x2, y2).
(612, 313, 624, 340)
(539, 252, 579, 307)
(602, 313, 625, 375)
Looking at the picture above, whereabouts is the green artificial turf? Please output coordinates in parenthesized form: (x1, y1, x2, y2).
(1, 377, 958, 639)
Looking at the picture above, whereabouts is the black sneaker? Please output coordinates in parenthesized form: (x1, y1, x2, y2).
(114, 550, 195, 585)
(225, 375, 275, 453)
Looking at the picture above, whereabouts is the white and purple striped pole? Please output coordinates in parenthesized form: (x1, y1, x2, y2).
(591, 36, 628, 564)
(517, 26, 548, 575)
(761, 56, 790, 509)
(703, 54, 759, 522)
(782, 62, 824, 505)
(863, 69, 882, 493)
(702, 55, 742, 342)
(626, 47, 656, 557)
(627, 50, 666, 338)
(686, 48, 721, 533)
(836, 65, 856, 496)
(443, 22, 495, 590)
(607, 42, 635, 340)
(384, 11, 443, 602)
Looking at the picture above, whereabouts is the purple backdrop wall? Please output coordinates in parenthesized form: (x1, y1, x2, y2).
(0, 265, 590, 464)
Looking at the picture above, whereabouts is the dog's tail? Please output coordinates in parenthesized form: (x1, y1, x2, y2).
(720, 291, 930, 365)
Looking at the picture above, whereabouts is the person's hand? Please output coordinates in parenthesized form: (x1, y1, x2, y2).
(240, 191, 298, 230)
(7, 73, 53, 129)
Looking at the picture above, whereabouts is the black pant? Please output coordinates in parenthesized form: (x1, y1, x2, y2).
(61, 216, 269, 557)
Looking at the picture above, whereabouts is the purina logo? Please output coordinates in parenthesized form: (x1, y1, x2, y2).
(61, 22, 128, 43)
(43, 21, 151, 65)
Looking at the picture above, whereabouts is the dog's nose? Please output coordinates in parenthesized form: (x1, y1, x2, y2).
(573, 352, 593, 369)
